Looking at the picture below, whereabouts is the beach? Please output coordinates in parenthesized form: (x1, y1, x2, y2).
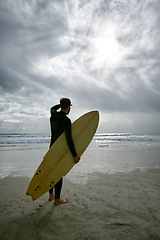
(0, 134, 160, 239)
(0, 169, 160, 240)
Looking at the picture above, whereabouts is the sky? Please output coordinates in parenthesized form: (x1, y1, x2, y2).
(0, 0, 160, 134)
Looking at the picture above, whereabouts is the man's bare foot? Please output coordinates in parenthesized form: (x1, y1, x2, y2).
(54, 198, 68, 205)
(48, 193, 54, 201)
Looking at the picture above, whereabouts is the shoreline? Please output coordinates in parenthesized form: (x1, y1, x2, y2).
(0, 168, 160, 240)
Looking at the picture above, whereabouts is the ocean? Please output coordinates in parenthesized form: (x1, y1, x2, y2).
(0, 133, 160, 183)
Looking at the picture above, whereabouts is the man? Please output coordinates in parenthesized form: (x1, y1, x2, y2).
(49, 98, 80, 205)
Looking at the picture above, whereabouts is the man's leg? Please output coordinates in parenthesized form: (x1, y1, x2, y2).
(54, 178, 68, 205)
(49, 187, 54, 201)
(49, 178, 63, 201)
(55, 178, 63, 199)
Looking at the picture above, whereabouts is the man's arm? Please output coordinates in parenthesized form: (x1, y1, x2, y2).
(64, 119, 80, 164)
(50, 104, 61, 114)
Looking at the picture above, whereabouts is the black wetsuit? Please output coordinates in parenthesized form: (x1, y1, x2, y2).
(49, 104, 77, 198)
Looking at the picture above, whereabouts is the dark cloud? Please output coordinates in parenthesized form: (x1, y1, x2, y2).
(0, 64, 23, 93)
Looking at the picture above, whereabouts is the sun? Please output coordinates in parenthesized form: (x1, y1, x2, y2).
(91, 24, 122, 68)
(94, 36, 119, 61)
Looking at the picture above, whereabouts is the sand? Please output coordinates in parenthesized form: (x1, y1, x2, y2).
(0, 168, 160, 240)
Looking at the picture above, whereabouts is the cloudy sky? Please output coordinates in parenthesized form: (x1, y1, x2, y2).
(0, 0, 160, 134)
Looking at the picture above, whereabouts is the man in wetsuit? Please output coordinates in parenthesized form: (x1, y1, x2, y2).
(49, 98, 80, 205)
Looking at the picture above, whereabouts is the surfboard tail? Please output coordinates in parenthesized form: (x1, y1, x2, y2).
(26, 191, 36, 201)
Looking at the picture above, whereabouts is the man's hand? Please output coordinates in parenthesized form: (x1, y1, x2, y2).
(73, 156, 80, 164)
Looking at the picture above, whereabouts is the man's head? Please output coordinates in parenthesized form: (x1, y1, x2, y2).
(60, 98, 72, 115)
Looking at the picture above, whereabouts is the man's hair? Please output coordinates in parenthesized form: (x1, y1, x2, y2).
(60, 98, 71, 109)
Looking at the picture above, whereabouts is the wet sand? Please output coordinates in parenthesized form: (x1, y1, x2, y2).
(0, 168, 160, 240)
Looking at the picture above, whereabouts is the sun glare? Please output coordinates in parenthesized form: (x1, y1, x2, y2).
(91, 25, 122, 67)
(95, 36, 119, 61)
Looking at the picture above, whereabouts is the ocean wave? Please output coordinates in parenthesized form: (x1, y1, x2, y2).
(94, 134, 160, 143)
(0, 134, 50, 145)
(0, 133, 160, 146)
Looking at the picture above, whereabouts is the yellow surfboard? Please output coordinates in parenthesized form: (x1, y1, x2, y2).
(26, 111, 99, 200)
